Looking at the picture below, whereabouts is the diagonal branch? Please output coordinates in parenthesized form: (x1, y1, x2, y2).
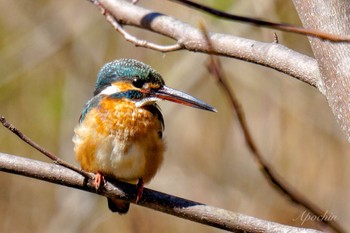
(0, 152, 322, 233)
(89, 0, 323, 93)
(0, 116, 93, 179)
(200, 23, 345, 233)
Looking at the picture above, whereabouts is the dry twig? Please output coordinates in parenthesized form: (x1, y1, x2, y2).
(95, 1, 183, 52)
(170, 0, 350, 43)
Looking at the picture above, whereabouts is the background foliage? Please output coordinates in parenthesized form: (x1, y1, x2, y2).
(0, 0, 349, 232)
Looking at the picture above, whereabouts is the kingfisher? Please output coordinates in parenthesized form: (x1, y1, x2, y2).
(73, 58, 216, 214)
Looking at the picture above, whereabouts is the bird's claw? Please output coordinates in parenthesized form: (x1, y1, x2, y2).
(94, 173, 105, 190)
(135, 178, 144, 203)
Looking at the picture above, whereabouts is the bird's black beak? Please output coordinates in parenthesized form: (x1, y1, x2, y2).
(153, 86, 217, 112)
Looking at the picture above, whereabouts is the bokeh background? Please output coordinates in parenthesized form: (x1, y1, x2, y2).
(1, 0, 349, 232)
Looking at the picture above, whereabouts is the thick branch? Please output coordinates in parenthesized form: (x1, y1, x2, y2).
(293, 0, 350, 141)
(0, 152, 321, 233)
(96, 0, 323, 92)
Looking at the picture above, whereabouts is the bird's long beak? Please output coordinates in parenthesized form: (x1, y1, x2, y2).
(154, 86, 217, 112)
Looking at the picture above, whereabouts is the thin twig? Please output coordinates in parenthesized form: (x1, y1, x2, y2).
(199, 23, 345, 233)
(105, 12, 183, 52)
(95, 1, 183, 52)
(170, 0, 350, 43)
(0, 115, 93, 180)
(0, 152, 323, 233)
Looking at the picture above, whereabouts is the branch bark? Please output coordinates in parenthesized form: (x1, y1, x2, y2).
(0, 152, 322, 233)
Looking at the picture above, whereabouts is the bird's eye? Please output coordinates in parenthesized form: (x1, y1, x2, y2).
(132, 78, 145, 88)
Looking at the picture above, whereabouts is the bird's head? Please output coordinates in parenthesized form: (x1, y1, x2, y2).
(94, 58, 216, 112)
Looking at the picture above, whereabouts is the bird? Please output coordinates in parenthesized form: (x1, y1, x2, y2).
(73, 58, 216, 214)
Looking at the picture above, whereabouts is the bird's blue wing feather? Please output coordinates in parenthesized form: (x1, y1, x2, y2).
(79, 95, 102, 123)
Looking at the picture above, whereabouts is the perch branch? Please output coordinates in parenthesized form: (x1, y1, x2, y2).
(200, 23, 344, 233)
(87, 0, 324, 93)
(0, 152, 322, 233)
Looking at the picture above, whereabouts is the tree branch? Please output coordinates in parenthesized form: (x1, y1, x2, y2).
(91, 0, 323, 93)
(0, 152, 322, 233)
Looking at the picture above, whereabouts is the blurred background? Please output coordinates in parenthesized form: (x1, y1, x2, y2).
(0, 0, 349, 232)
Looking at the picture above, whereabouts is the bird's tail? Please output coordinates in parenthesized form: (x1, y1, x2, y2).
(107, 197, 130, 214)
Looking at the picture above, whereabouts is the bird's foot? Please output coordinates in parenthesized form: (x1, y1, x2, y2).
(135, 178, 144, 203)
(93, 172, 105, 190)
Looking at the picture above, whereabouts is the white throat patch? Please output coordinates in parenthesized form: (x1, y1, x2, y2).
(99, 85, 120, 96)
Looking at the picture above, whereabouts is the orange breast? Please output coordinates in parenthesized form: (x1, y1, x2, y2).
(73, 97, 165, 183)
